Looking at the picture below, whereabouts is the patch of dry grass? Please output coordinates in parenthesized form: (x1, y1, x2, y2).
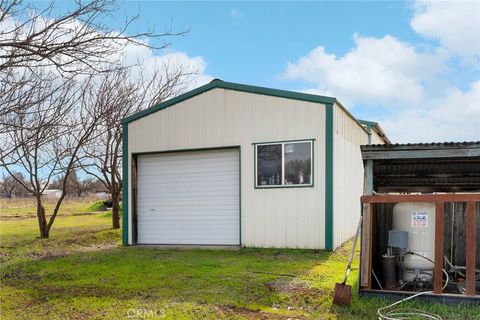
(0, 196, 107, 218)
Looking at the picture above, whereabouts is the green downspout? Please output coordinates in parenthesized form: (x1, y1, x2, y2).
(366, 124, 372, 145)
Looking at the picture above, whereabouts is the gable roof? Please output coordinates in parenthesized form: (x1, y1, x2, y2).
(122, 79, 337, 125)
(121, 80, 375, 137)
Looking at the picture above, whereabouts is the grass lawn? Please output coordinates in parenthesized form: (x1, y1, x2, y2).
(0, 200, 479, 319)
(0, 197, 107, 218)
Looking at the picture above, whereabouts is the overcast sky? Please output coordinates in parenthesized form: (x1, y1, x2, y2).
(66, 1, 480, 143)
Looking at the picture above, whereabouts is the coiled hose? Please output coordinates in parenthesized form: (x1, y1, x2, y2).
(377, 252, 449, 320)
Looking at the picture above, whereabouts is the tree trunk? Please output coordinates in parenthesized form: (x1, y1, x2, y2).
(111, 189, 120, 229)
(36, 196, 49, 238)
(7, 187, 14, 198)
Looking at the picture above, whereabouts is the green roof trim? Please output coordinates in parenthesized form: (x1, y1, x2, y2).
(121, 79, 336, 125)
(358, 119, 378, 127)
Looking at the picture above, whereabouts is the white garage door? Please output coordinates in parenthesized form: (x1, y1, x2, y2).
(137, 149, 240, 245)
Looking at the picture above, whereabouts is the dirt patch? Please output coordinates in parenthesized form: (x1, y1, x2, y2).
(218, 304, 303, 320)
(265, 278, 308, 293)
(75, 243, 119, 253)
(37, 243, 119, 261)
(2, 269, 42, 282)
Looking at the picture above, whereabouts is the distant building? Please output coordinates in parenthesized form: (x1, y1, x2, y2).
(42, 189, 62, 199)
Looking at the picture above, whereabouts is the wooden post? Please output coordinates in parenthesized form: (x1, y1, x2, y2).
(434, 201, 444, 294)
(466, 201, 476, 296)
(360, 203, 373, 289)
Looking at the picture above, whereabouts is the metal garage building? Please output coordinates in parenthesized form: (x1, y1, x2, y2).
(121, 80, 388, 249)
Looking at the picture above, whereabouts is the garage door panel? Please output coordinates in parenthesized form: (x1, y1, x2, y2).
(139, 168, 235, 176)
(139, 226, 240, 231)
(139, 207, 239, 213)
(138, 188, 239, 196)
(139, 215, 239, 221)
(137, 149, 240, 245)
(137, 177, 238, 186)
(138, 200, 239, 206)
(138, 201, 239, 207)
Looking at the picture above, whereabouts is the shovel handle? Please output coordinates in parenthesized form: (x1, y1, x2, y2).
(342, 215, 363, 284)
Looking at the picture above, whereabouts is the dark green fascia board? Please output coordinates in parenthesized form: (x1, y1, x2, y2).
(324, 102, 334, 251)
(121, 79, 336, 125)
(358, 119, 379, 127)
(122, 123, 129, 245)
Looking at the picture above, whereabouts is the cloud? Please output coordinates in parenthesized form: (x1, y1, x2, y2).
(379, 81, 480, 142)
(0, 8, 212, 91)
(230, 9, 244, 19)
(281, 1, 480, 143)
(411, 0, 480, 63)
(120, 42, 213, 89)
(283, 34, 446, 106)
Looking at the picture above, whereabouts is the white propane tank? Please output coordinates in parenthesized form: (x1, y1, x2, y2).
(392, 202, 435, 281)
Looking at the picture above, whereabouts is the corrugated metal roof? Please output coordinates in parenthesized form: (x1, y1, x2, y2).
(361, 141, 480, 193)
(362, 141, 480, 150)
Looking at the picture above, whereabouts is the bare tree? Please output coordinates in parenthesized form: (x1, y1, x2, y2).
(0, 0, 184, 75)
(82, 64, 193, 228)
(0, 69, 69, 165)
(66, 170, 96, 197)
(0, 0, 194, 235)
(0, 173, 15, 198)
(1, 74, 111, 238)
(0, 0, 186, 150)
(0, 171, 27, 198)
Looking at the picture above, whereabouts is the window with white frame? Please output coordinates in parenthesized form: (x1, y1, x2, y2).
(255, 140, 313, 187)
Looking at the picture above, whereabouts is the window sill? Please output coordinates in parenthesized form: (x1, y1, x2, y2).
(254, 184, 314, 189)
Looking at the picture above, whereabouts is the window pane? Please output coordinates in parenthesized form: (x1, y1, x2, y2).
(284, 142, 311, 185)
(257, 144, 282, 186)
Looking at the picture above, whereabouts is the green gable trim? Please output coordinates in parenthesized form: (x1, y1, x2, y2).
(122, 124, 129, 245)
(121, 79, 336, 125)
(358, 119, 378, 127)
(325, 103, 334, 251)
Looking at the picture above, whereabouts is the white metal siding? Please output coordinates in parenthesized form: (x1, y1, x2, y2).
(127, 88, 327, 248)
(136, 149, 240, 245)
(333, 103, 368, 248)
(371, 130, 385, 145)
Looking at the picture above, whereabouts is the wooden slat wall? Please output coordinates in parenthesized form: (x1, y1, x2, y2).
(476, 203, 479, 270)
(443, 202, 480, 268)
(466, 202, 476, 296)
(434, 201, 444, 294)
(371, 203, 394, 289)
